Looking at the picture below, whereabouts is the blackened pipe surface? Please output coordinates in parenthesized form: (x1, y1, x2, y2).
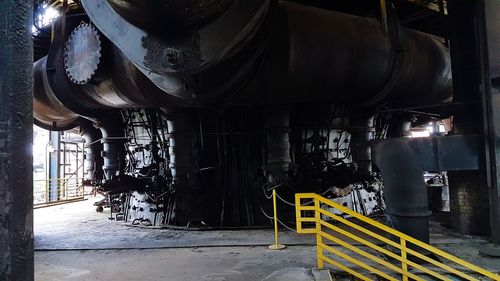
(35, 1, 452, 130)
(81, 122, 104, 182)
(83, 0, 270, 75)
(374, 139, 432, 243)
(0, 0, 34, 280)
(167, 111, 195, 187)
(246, 2, 452, 106)
(107, 0, 235, 31)
(350, 115, 374, 179)
(34, 57, 84, 130)
(98, 115, 126, 180)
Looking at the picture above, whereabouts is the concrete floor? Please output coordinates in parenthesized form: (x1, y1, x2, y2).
(34, 196, 500, 280)
(36, 247, 319, 281)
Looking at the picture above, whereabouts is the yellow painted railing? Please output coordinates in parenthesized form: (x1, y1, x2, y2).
(295, 193, 500, 281)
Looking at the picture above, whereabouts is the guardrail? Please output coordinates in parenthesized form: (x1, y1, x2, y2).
(33, 177, 85, 205)
(295, 193, 500, 281)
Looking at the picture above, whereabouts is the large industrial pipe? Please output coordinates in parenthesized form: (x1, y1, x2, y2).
(107, 0, 235, 31)
(97, 115, 126, 180)
(350, 115, 375, 179)
(167, 111, 196, 188)
(0, 0, 34, 280)
(80, 122, 104, 182)
(249, 2, 451, 106)
(33, 1, 453, 132)
(82, 0, 271, 76)
(34, 57, 83, 130)
(374, 139, 432, 243)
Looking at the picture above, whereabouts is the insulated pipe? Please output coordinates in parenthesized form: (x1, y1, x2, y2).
(97, 115, 126, 180)
(0, 0, 34, 280)
(350, 115, 375, 179)
(374, 139, 432, 243)
(167, 111, 195, 187)
(80, 122, 104, 182)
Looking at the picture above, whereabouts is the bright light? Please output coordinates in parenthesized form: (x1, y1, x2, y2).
(33, 4, 60, 34)
(410, 122, 447, 138)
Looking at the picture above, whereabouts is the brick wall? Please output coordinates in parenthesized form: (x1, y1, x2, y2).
(448, 171, 490, 236)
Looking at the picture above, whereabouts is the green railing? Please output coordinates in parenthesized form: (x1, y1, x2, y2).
(34, 177, 85, 205)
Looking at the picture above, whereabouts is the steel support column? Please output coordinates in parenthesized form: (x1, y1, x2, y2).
(0, 0, 34, 280)
(447, 0, 494, 240)
(480, 0, 500, 244)
(48, 131, 61, 201)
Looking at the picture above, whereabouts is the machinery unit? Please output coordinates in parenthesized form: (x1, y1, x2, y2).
(32, 0, 452, 239)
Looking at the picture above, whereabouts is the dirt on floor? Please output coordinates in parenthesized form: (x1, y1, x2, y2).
(34, 196, 500, 281)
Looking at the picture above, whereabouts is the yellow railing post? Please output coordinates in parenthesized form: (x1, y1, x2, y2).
(400, 238, 409, 281)
(268, 189, 286, 250)
(315, 196, 324, 269)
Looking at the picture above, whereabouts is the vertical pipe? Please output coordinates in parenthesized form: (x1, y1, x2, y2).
(81, 122, 103, 183)
(350, 115, 375, 179)
(0, 0, 34, 280)
(167, 111, 194, 187)
(374, 139, 431, 244)
(98, 116, 126, 180)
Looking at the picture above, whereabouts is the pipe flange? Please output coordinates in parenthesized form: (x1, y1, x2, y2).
(64, 22, 102, 85)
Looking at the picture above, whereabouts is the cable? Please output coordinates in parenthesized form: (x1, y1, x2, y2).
(275, 192, 296, 206)
(259, 205, 296, 233)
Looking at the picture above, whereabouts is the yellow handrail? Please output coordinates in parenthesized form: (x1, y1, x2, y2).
(295, 193, 500, 281)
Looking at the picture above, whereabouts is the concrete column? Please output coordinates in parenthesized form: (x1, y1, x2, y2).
(0, 0, 34, 280)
